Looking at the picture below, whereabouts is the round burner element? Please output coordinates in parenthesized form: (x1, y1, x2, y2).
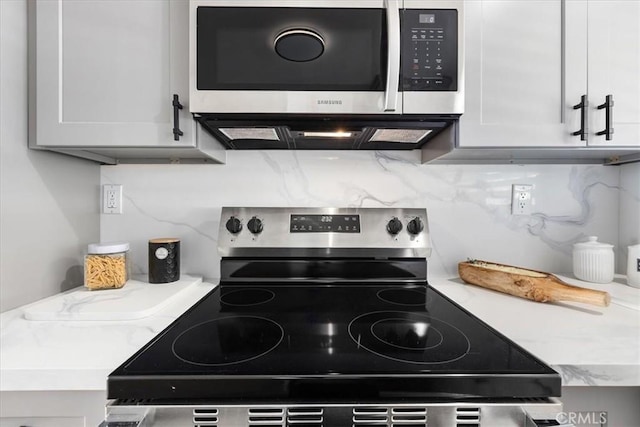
(371, 318, 443, 350)
(172, 316, 284, 366)
(349, 311, 470, 364)
(377, 288, 431, 306)
(221, 288, 275, 306)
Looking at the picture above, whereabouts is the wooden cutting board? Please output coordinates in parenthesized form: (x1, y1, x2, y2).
(458, 260, 610, 307)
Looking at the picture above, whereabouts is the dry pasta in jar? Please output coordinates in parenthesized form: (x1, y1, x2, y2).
(84, 242, 130, 290)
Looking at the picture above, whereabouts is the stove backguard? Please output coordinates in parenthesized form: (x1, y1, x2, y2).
(218, 207, 432, 259)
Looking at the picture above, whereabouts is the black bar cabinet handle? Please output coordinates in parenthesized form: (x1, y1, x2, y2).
(172, 94, 184, 141)
(596, 94, 614, 141)
(572, 95, 588, 141)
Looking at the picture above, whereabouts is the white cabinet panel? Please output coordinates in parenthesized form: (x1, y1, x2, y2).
(29, 0, 225, 164)
(460, 0, 587, 148)
(0, 417, 83, 427)
(479, 2, 561, 125)
(0, 391, 106, 427)
(33, 0, 189, 148)
(587, 1, 640, 147)
(60, 1, 169, 124)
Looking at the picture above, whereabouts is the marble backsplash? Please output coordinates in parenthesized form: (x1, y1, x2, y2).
(100, 151, 634, 280)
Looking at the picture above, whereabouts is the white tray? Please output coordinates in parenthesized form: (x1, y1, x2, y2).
(23, 275, 203, 321)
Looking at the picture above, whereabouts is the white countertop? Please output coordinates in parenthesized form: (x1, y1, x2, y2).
(0, 278, 216, 392)
(428, 274, 640, 387)
(1, 274, 638, 392)
(22, 275, 204, 321)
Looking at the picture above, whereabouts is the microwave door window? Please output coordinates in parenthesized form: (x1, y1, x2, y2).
(196, 7, 387, 91)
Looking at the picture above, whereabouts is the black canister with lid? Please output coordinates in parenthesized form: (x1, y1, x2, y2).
(149, 238, 180, 283)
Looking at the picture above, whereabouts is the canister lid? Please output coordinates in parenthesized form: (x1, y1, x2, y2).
(149, 238, 180, 244)
(573, 236, 614, 249)
(87, 242, 130, 254)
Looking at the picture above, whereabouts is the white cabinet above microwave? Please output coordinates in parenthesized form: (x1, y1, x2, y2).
(422, 0, 640, 165)
(28, 0, 225, 165)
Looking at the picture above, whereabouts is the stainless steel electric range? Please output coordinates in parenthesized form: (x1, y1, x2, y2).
(103, 207, 563, 427)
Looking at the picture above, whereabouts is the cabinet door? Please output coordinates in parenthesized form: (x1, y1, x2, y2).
(460, 0, 587, 147)
(31, 0, 193, 148)
(587, 1, 640, 147)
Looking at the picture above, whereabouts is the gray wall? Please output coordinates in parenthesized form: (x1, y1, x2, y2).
(0, 0, 100, 312)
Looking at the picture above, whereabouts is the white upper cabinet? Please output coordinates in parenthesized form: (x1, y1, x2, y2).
(460, 0, 587, 148)
(460, 0, 639, 151)
(587, 0, 640, 147)
(29, 0, 224, 164)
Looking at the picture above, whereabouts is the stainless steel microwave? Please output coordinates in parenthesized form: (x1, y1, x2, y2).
(189, 0, 464, 116)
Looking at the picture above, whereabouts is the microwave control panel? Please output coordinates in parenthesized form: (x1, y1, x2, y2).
(402, 9, 458, 91)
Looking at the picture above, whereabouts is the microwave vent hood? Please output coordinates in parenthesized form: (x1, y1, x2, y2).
(195, 114, 458, 150)
(189, 0, 465, 151)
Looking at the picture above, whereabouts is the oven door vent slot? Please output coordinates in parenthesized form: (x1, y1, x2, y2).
(193, 407, 219, 426)
(353, 407, 389, 425)
(455, 407, 480, 426)
(391, 406, 428, 425)
(248, 407, 285, 426)
(353, 406, 428, 426)
(287, 407, 324, 425)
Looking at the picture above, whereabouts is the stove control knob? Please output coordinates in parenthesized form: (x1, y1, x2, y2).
(247, 216, 263, 234)
(386, 217, 403, 235)
(225, 216, 242, 234)
(407, 217, 424, 235)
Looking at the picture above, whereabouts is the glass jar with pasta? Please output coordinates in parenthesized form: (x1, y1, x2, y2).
(84, 242, 130, 290)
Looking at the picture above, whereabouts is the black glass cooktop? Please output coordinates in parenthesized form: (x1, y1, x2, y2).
(108, 283, 560, 401)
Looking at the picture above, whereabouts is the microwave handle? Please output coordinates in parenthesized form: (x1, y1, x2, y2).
(384, 0, 401, 112)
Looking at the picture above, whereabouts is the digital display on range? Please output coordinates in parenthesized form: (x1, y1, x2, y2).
(290, 214, 361, 233)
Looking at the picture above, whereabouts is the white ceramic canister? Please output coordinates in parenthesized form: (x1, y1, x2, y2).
(627, 244, 640, 288)
(572, 236, 615, 284)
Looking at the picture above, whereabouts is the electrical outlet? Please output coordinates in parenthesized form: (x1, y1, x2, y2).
(511, 184, 533, 215)
(103, 184, 123, 214)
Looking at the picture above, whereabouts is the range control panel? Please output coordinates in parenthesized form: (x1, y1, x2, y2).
(402, 9, 458, 91)
(290, 214, 361, 233)
(218, 207, 432, 258)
